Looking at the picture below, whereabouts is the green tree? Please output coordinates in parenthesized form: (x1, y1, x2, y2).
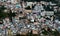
(0, 5, 8, 19)
(0, 5, 16, 22)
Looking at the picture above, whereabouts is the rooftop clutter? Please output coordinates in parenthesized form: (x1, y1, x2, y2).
(0, 0, 60, 36)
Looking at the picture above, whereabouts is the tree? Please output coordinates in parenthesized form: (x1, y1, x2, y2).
(8, 10, 16, 22)
(0, 5, 16, 21)
(0, 5, 8, 19)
